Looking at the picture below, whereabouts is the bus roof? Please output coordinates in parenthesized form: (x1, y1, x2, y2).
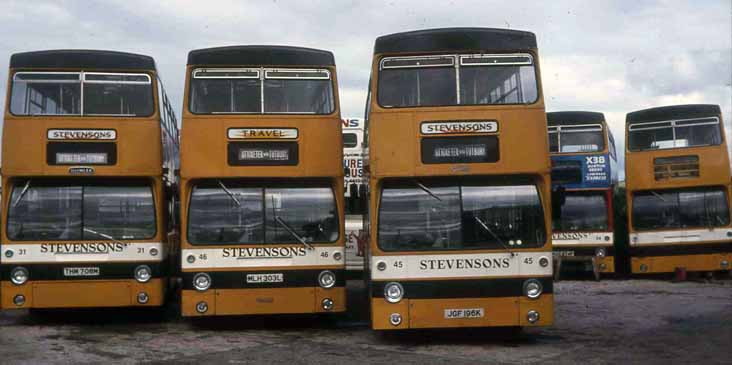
(10, 49, 156, 71)
(626, 104, 721, 124)
(547, 111, 606, 126)
(373, 27, 537, 55)
(187, 45, 335, 67)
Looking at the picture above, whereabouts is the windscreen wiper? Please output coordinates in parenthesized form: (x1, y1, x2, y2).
(414, 180, 442, 202)
(650, 191, 667, 202)
(217, 180, 240, 206)
(83, 227, 126, 246)
(474, 216, 515, 257)
(275, 216, 314, 250)
(12, 180, 31, 207)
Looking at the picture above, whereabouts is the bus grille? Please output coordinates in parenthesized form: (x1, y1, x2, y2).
(654, 155, 699, 180)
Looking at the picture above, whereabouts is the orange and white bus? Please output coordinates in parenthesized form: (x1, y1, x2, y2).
(364, 28, 554, 330)
(179, 46, 346, 316)
(0, 50, 179, 310)
(625, 104, 732, 274)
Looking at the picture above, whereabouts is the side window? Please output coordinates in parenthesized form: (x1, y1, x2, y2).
(363, 78, 372, 148)
(608, 130, 617, 161)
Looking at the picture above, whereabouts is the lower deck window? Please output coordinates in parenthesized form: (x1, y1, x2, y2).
(378, 178, 546, 251)
(552, 190, 609, 231)
(632, 187, 730, 230)
(187, 180, 339, 245)
(7, 179, 155, 241)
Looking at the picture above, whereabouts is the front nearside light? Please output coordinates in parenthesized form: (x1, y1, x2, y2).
(134, 265, 152, 283)
(193, 273, 211, 291)
(318, 270, 336, 289)
(384, 282, 404, 303)
(523, 279, 543, 299)
(10, 267, 29, 285)
(595, 248, 607, 258)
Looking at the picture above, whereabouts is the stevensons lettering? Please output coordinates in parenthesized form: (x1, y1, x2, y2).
(40, 242, 129, 254)
(421, 121, 498, 135)
(47, 129, 116, 140)
(223, 247, 308, 259)
(419, 257, 511, 270)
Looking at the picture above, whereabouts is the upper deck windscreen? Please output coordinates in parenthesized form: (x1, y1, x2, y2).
(628, 117, 722, 151)
(10, 72, 154, 117)
(548, 124, 605, 153)
(189, 68, 335, 114)
(377, 54, 538, 108)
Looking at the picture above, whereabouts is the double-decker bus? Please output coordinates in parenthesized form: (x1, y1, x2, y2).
(179, 46, 346, 316)
(625, 104, 732, 274)
(364, 28, 553, 330)
(343, 118, 367, 272)
(0, 50, 179, 310)
(548, 111, 618, 279)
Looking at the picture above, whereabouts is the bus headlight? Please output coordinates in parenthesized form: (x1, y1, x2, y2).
(196, 301, 208, 314)
(13, 294, 26, 306)
(322, 298, 334, 311)
(527, 310, 540, 323)
(318, 270, 336, 289)
(595, 248, 606, 258)
(134, 265, 152, 283)
(384, 282, 404, 303)
(193, 273, 211, 291)
(523, 279, 543, 299)
(11, 267, 29, 285)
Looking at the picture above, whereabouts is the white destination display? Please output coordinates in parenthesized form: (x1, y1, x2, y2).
(421, 121, 498, 135)
(64, 267, 101, 277)
(47, 129, 116, 140)
(552, 232, 614, 246)
(246, 273, 284, 284)
(228, 128, 298, 139)
(445, 308, 485, 319)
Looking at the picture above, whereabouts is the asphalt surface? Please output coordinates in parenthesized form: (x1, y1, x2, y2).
(0, 277, 731, 364)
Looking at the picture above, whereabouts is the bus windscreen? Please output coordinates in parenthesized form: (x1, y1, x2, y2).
(7, 180, 156, 241)
(378, 180, 545, 251)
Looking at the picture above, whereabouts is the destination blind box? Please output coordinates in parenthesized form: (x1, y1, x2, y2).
(421, 136, 499, 164)
(47, 142, 117, 165)
(227, 141, 299, 166)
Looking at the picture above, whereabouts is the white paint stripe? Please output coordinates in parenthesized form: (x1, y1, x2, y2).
(370, 252, 552, 280)
(0, 243, 164, 263)
(552, 232, 614, 246)
(181, 246, 344, 269)
(630, 228, 732, 246)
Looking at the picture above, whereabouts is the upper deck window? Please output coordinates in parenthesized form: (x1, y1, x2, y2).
(628, 117, 722, 151)
(10, 72, 154, 117)
(548, 124, 605, 153)
(189, 68, 335, 115)
(377, 53, 538, 108)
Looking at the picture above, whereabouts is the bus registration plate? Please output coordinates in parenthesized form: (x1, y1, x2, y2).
(63, 267, 100, 277)
(246, 273, 284, 284)
(444, 308, 484, 319)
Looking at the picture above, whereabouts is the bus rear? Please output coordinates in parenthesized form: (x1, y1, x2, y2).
(548, 111, 618, 279)
(365, 28, 553, 330)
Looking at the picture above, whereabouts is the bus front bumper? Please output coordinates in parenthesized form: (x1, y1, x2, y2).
(1, 278, 165, 309)
(371, 295, 553, 330)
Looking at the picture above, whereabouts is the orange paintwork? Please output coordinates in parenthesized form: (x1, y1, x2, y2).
(178, 61, 346, 316)
(631, 253, 732, 274)
(1, 279, 165, 309)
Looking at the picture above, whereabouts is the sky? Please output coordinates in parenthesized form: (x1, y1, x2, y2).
(0, 0, 730, 180)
